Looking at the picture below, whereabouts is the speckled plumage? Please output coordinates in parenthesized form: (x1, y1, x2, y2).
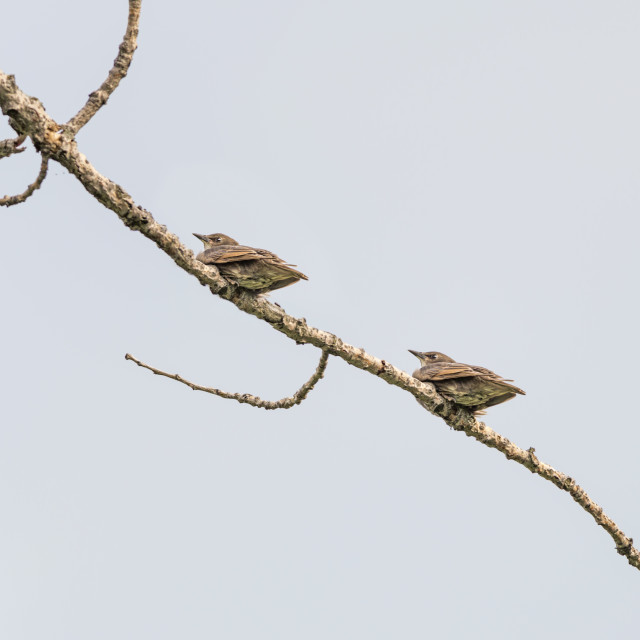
(409, 350, 525, 414)
(193, 233, 308, 294)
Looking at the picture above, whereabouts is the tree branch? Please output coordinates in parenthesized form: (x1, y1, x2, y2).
(0, 153, 48, 207)
(1, 69, 639, 571)
(125, 350, 330, 410)
(63, 0, 141, 139)
(0, 134, 26, 158)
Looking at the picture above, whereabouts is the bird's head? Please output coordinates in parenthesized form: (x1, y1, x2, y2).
(408, 350, 456, 366)
(193, 233, 238, 248)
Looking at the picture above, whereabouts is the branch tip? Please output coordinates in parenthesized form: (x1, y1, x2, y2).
(0, 154, 49, 207)
(126, 348, 330, 410)
(64, 0, 142, 138)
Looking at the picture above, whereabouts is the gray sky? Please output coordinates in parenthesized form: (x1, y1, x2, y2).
(2, 1, 640, 638)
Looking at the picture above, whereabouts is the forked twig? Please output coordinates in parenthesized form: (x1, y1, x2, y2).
(1, 154, 49, 207)
(125, 350, 330, 410)
(64, 0, 141, 138)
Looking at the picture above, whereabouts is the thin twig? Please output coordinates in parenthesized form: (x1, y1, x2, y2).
(0, 134, 26, 158)
(125, 350, 330, 410)
(2, 70, 640, 572)
(0, 154, 49, 207)
(63, 0, 141, 138)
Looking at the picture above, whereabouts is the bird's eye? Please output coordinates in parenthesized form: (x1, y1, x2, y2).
(214, 237, 222, 243)
(428, 354, 437, 360)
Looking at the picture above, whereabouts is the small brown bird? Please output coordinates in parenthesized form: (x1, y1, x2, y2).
(409, 350, 525, 414)
(193, 233, 308, 294)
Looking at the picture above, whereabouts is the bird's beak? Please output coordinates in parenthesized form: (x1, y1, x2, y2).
(193, 233, 206, 243)
(408, 349, 423, 359)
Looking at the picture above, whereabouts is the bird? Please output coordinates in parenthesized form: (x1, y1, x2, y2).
(193, 233, 308, 294)
(408, 350, 525, 414)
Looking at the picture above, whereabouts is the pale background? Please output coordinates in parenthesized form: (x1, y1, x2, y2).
(2, 1, 640, 638)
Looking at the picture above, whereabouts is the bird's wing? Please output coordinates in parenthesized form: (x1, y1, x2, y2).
(462, 367, 527, 396)
(255, 249, 296, 266)
(422, 363, 487, 381)
(465, 365, 526, 395)
(417, 363, 525, 395)
(494, 380, 526, 395)
(255, 250, 309, 280)
(197, 246, 309, 281)
(197, 245, 265, 264)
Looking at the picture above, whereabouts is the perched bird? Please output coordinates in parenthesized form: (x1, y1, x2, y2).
(409, 350, 525, 414)
(193, 233, 308, 294)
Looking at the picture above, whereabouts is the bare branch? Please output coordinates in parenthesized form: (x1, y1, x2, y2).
(125, 350, 330, 410)
(0, 154, 48, 207)
(63, 0, 141, 138)
(0, 134, 26, 158)
(1, 70, 639, 571)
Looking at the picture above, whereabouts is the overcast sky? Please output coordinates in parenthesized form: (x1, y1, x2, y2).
(2, 1, 640, 638)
